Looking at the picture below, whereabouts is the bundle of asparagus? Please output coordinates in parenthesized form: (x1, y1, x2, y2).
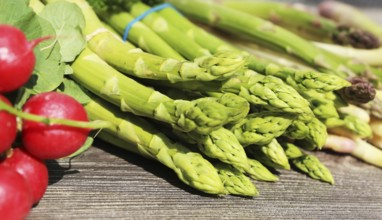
(29, 0, 382, 197)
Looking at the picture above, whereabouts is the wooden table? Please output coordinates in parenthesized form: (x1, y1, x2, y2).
(28, 3, 382, 220)
(28, 140, 382, 220)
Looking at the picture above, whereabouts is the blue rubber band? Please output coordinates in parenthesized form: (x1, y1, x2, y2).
(123, 3, 176, 41)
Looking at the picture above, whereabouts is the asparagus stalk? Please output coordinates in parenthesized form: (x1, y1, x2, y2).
(114, 0, 357, 100)
(217, 70, 313, 116)
(214, 162, 258, 197)
(324, 133, 382, 168)
(108, 0, 212, 60)
(222, 0, 379, 49)
(186, 127, 252, 172)
(143, 0, 354, 95)
(352, 139, 382, 168)
(246, 139, 290, 170)
(360, 90, 382, 119)
(172, 126, 279, 182)
(165, 0, 344, 75)
(282, 142, 334, 184)
(286, 117, 328, 150)
(71, 47, 239, 135)
(84, 96, 227, 195)
(338, 104, 370, 123)
(165, 0, 378, 104)
(300, 90, 341, 120)
(145, 69, 313, 116)
(319, 0, 382, 42)
(241, 158, 279, 182)
(314, 42, 382, 67)
(323, 134, 356, 154)
(228, 111, 296, 146)
(98, 9, 184, 60)
(337, 113, 373, 139)
(143, 0, 239, 54)
(257, 62, 351, 94)
(72, 0, 248, 83)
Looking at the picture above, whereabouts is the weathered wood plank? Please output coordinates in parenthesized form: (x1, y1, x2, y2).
(28, 140, 382, 220)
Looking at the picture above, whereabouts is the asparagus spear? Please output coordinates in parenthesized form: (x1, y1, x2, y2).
(165, 0, 377, 104)
(300, 90, 341, 120)
(112, 0, 358, 104)
(84, 96, 227, 195)
(72, 0, 249, 83)
(214, 162, 258, 197)
(186, 127, 252, 172)
(286, 117, 328, 150)
(222, 0, 379, 49)
(96, 0, 212, 60)
(314, 42, 382, 67)
(257, 62, 351, 93)
(143, 0, 353, 95)
(71, 47, 239, 135)
(145, 69, 313, 116)
(319, 0, 382, 42)
(324, 133, 382, 168)
(95, 7, 184, 60)
(241, 158, 279, 182)
(359, 90, 382, 119)
(172, 126, 279, 182)
(246, 139, 290, 170)
(228, 111, 296, 146)
(327, 113, 373, 140)
(217, 70, 313, 116)
(165, 0, 342, 74)
(282, 142, 335, 184)
(143, 0, 239, 54)
(323, 134, 356, 154)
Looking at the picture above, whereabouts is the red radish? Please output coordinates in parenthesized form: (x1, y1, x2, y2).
(0, 95, 17, 153)
(0, 25, 48, 93)
(1, 148, 49, 205)
(0, 166, 32, 220)
(21, 92, 90, 160)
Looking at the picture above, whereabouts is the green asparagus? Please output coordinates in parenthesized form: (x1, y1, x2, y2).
(222, 0, 379, 49)
(282, 142, 334, 184)
(228, 111, 295, 146)
(71, 47, 239, 135)
(188, 127, 252, 172)
(143, 69, 313, 116)
(84, 95, 227, 195)
(259, 63, 351, 93)
(246, 139, 290, 170)
(165, 0, 377, 104)
(221, 70, 313, 116)
(165, 0, 344, 75)
(319, 0, 382, 42)
(111, 0, 212, 60)
(96, 8, 185, 60)
(241, 158, 279, 182)
(286, 118, 328, 150)
(214, 162, 258, 197)
(71, 0, 249, 83)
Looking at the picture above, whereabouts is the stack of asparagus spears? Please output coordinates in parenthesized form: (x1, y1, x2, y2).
(35, 0, 382, 197)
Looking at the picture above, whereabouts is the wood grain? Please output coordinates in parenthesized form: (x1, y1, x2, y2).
(27, 139, 382, 220)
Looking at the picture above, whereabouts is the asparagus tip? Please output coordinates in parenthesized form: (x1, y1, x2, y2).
(339, 76, 376, 104)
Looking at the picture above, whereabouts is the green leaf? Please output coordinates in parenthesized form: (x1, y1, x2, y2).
(59, 78, 91, 105)
(0, 0, 41, 40)
(66, 137, 94, 158)
(39, 1, 86, 62)
(26, 15, 65, 93)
